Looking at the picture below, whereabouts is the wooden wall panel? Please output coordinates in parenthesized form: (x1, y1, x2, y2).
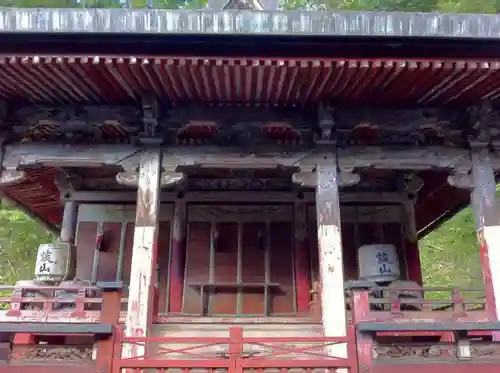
(157, 221, 171, 313)
(75, 204, 173, 291)
(183, 222, 211, 314)
(341, 222, 357, 280)
(96, 222, 122, 281)
(269, 222, 294, 314)
(241, 222, 266, 315)
(210, 222, 238, 314)
(75, 222, 97, 280)
(122, 222, 135, 287)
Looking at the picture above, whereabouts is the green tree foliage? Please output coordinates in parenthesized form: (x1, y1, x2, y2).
(0, 200, 54, 285)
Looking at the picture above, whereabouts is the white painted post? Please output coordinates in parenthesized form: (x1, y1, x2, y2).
(470, 150, 500, 322)
(123, 149, 162, 359)
(316, 159, 348, 372)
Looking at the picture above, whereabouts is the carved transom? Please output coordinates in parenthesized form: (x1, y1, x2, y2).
(5, 102, 496, 149)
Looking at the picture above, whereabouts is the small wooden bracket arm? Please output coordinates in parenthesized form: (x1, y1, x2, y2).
(447, 169, 474, 190)
(292, 165, 360, 188)
(54, 171, 82, 199)
(403, 173, 424, 196)
(467, 101, 494, 150)
(315, 103, 336, 144)
(339, 167, 360, 187)
(0, 168, 27, 188)
(116, 166, 185, 187)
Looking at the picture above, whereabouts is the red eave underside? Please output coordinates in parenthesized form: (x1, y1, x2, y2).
(0, 57, 499, 105)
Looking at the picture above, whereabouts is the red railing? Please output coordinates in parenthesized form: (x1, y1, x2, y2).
(114, 326, 357, 373)
(0, 284, 129, 323)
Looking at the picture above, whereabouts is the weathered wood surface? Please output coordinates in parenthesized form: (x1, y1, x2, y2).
(123, 149, 162, 359)
(470, 150, 500, 322)
(2, 143, 486, 173)
(315, 158, 348, 367)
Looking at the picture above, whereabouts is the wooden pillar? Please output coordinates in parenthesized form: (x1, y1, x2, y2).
(123, 149, 162, 359)
(168, 199, 186, 314)
(315, 159, 354, 367)
(403, 198, 423, 285)
(61, 201, 78, 281)
(470, 150, 500, 321)
(60, 201, 78, 243)
(294, 201, 310, 315)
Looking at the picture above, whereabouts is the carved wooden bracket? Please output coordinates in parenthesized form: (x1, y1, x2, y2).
(292, 166, 360, 188)
(54, 171, 82, 194)
(0, 169, 27, 187)
(138, 95, 162, 145)
(339, 167, 361, 187)
(447, 169, 474, 190)
(116, 168, 185, 187)
(403, 174, 424, 195)
(315, 103, 336, 144)
(467, 101, 494, 150)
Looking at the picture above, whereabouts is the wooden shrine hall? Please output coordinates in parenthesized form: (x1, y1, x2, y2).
(0, 5, 500, 373)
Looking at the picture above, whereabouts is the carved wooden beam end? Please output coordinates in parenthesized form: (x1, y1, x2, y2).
(0, 169, 27, 188)
(292, 166, 360, 188)
(447, 170, 474, 190)
(403, 174, 424, 196)
(339, 167, 361, 187)
(116, 169, 185, 187)
(53, 171, 82, 194)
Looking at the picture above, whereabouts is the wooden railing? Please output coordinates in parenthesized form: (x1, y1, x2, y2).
(0, 283, 128, 323)
(0, 282, 500, 373)
(114, 325, 357, 373)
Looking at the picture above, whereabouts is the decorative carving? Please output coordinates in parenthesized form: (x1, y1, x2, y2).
(138, 95, 162, 145)
(0, 169, 27, 187)
(315, 103, 336, 144)
(188, 177, 290, 191)
(6, 103, 474, 149)
(11, 345, 93, 362)
(447, 169, 474, 190)
(339, 167, 360, 187)
(333, 108, 467, 147)
(292, 167, 315, 188)
(116, 169, 185, 187)
(53, 171, 82, 193)
(292, 166, 360, 188)
(467, 101, 494, 150)
(12, 105, 140, 144)
(403, 174, 424, 195)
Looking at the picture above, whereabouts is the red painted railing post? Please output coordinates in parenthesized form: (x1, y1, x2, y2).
(352, 291, 372, 373)
(229, 327, 243, 373)
(96, 284, 122, 373)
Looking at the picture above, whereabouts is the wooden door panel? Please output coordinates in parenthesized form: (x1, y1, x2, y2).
(210, 222, 238, 315)
(241, 222, 266, 315)
(269, 222, 294, 314)
(183, 222, 211, 314)
(183, 206, 296, 316)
